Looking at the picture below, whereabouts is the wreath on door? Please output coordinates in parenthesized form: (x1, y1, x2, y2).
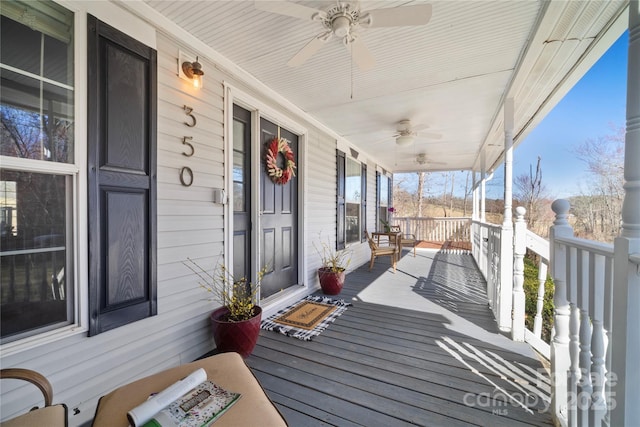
(265, 137, 296, 185)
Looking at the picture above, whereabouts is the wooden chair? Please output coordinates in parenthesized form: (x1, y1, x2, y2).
(389, 225, 418, 257)
(365, 231, 397, 272)
(0, 368, 67, 427)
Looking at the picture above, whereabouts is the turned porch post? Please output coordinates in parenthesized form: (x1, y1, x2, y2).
(550, 199, 573, 426)
(498, 98, 515, 331)
(512, 206, 526, 341)
(611, 2, 640, 425)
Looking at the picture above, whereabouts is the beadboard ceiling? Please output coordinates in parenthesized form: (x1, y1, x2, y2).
(141, 0, 627, 174)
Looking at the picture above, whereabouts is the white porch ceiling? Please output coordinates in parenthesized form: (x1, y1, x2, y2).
(141, 0, 628, 174)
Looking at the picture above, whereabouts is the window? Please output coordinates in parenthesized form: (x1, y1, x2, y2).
(336, 151, 363, 247)
(377, 173, 392, 230)
(345, 158, 362, 244)
(0, 0, 75, 342)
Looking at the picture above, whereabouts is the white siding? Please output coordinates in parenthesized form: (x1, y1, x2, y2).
(0, 4, 380, 426)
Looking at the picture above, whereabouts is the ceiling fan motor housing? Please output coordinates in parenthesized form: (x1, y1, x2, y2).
(322, 4, 360, 38)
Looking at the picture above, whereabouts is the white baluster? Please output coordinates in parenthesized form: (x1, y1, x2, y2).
(578, 306, 593, 426)
(577, 251, 593, 426)
(512, 206, 526, 341)
(590, 254, 607, 427)
(569, 303, 580, 427)
(533, 261, 548, 338)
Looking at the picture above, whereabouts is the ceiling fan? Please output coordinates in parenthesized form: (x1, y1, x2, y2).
(254, 1, 432, 71)
(415, 152, 445, 166)
(393, 119, 442, 146)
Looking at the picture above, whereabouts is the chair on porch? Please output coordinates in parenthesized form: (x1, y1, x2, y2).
(365, 231, 397, 272)
(389, 226, 418, 257)
(0, 368, 67, 427)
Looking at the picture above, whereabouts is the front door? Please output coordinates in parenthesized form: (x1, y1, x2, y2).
(260, 118, 298, 299)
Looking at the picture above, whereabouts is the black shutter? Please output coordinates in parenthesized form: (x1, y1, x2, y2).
(87, 15, 157, 335)
(336, 149, 346, 250)
(361, 163, 367, 242)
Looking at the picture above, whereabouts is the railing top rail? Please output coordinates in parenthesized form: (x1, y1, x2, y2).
(525, 230, 549, 262)
(393, 216, 472, 221)
(473, 220, 502, 230)
(629, 253, 640, 264)
(553, 235, 614, 257)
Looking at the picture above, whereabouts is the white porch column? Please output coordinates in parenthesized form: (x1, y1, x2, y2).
(498, 98, 515, 331)
(512, 206, 526, 341)
(611, 2, 640, 425)
(472, 171, 478, 220)
(480, 152, 486, 223)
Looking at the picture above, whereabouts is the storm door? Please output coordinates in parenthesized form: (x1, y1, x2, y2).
(232, 105, 251, 282)
(259, 118, 298, 299)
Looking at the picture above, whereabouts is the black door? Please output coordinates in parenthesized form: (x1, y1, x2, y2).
(232, 105, 251, 281)
(260, 118, 298, 299)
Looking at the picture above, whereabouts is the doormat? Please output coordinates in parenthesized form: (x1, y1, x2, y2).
(260, 295, 352, 341)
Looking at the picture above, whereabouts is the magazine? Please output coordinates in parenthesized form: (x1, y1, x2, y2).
(126, 369, 241, 427)
(142, 381, 241, 427)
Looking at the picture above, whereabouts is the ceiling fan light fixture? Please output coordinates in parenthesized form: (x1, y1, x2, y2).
(396, 135, 414, 146)
(332, 15, 351, 37)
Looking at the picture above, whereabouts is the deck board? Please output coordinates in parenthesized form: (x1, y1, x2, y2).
(244, 249, 553, 426)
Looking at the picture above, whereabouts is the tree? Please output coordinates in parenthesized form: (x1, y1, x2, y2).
(515, 156, 548, 230)
(417, 172, 426, 217)
(571, 125, 624, 242)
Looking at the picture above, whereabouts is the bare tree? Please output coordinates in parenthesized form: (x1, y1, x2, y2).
(515, 156, 547, 230)
(571, 125, 625, 242)
(416, 172, 426, 217)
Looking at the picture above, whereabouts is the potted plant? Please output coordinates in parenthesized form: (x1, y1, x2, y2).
(314, 239, 351, 295)
(184, 258, 266, 358)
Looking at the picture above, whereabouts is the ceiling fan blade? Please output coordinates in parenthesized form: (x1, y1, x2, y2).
(365, 4, 432, 27)
(348, 37, 375, 71)
(287, 34, 328, 67)
(254, 1, 321, 20)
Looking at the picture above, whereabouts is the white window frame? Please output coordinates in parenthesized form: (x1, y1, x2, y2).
(344, 156, 363, 246)
(0, 4, 88, 356)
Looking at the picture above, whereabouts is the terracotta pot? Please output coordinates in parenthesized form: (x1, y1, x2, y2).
(318, 267, 345, 295)
(210, 306, 262, 358)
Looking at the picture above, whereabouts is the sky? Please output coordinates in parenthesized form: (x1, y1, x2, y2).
(397, 30, 629, 200)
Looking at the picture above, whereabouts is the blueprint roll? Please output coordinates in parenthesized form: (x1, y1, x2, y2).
(126, 368, 207, 427)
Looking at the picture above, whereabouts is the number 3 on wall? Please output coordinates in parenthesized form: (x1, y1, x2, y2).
(183, 105, 196, 127)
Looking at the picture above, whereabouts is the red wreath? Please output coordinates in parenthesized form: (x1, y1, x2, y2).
(265, 137, 296, 185)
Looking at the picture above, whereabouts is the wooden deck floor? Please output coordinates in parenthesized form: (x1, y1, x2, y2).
(246, 249, 553, 426)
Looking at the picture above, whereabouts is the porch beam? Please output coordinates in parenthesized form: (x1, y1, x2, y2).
(611, 2, 640, 425)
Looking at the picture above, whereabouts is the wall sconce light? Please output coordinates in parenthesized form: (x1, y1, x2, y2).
(182, 56, 204, 89)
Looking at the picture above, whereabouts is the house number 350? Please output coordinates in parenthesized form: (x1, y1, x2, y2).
(180, 105, 195, 187)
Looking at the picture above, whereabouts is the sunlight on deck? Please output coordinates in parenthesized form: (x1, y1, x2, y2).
(354, 248, 539, 358)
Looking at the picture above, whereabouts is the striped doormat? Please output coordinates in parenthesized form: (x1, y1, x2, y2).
(260, 295, 352, 341)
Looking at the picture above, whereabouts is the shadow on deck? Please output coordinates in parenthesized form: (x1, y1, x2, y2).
(246, 249, 552, 426)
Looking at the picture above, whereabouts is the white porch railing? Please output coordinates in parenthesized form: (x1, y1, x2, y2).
(471, 220, 511, 330)
(472, 199, 638, 426)
(391, 217, 471, 244)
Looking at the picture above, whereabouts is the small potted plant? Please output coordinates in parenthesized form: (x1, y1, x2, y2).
(184, 258, 266, 358)
(314, 238, 351, 295)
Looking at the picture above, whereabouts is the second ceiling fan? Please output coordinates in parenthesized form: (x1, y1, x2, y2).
(255, 1, 433, 71)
